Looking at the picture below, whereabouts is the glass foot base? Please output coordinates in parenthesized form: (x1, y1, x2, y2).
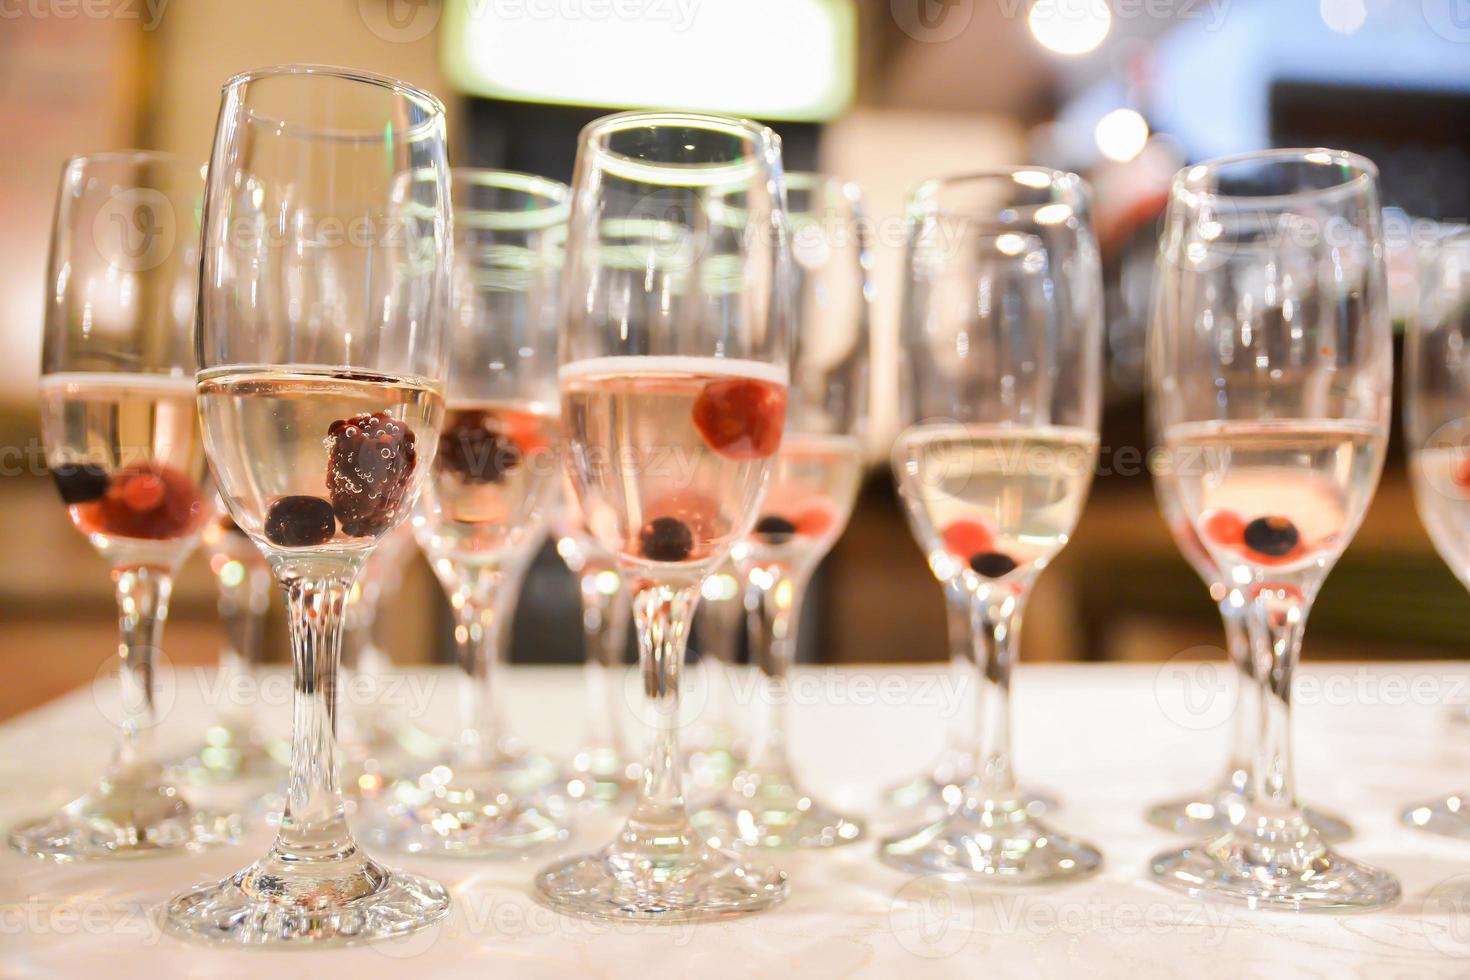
(692, 771, 864, 849)
(879, 796, 1100, 883)
(8, 780, 242, 861)
(535, 831, 788, 921)
(364, 767, 569, 858)
(1146, 789, 1351, 843)
(1149, 836, 1400, 912)
(163, 845, 450, 946)
(884, 767, 1055, 819)
(565, 747, 640, 806)
(1403, 793, 1470, 839)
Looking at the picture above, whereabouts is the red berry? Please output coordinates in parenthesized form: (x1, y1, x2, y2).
(82, 462, 204, 540)
(1454, 456, 1470, 489)
(791, 503, 836, 539)
(691, 378, 786, 461)
(1202, 509, 1246, 547)
(327, 412, 417, 537)
(942, 520, 993, 558)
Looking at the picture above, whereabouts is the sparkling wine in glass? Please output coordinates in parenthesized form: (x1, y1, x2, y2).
(552, 480, 639, 805)
(163, 65, 453, 946)
(365, 169, 570, 856)
(1147, 148, 1398, 911)
(536, 111, 791, 920)
(1402, 229, 1470, 838)
(1145, 438, 1351, 841)
(691, 174, 870, 849)
(880, 169, 1104, 883)
(13, 152, 240, 860)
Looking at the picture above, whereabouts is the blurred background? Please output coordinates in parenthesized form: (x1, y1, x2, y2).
(4, 0, 1470, 720)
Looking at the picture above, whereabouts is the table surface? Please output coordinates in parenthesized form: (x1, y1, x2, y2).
(5, 661, 1470, 978)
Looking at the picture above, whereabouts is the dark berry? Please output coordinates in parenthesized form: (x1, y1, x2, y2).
(639, 516, 694, 562)
(51, 462, 109, 504)
(265, 495, 336, 547)
(1243, 516, 1299, 557)
(691, 378, 787, 460)
(970, 551, 1018, 578)
(439, 411, 521, 484)
(80, 462, 204, 540)
(754, 515, 797, 544)
(326, 412, 417, 537)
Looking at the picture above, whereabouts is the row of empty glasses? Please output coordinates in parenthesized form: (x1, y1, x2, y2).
(19, 62, 1470, 946)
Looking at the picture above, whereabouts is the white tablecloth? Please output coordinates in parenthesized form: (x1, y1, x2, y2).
(4, 661, 1470, 978)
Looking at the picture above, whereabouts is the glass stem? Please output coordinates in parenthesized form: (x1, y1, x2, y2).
(970, 589, 1023, 800)
(627, 581, 700, 833)
(744, 560, 812, 776)
(275, 564, 360, 861)
(108, 565, 173, 786)
(451, 563, 504, 771)
(579, 565, 630, 755)
(1220, 601, 1256, 795)
(1245, 592, 1308, 819)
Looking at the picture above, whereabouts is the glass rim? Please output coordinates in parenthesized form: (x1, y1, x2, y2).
(578, 110, 778, 187)
(63, 149, 199, 172)
(906, 167, 1090, 230)
(221, 63, 447, 142)
(1172, 147, 1379, 209)
(451, 167, 570, 231)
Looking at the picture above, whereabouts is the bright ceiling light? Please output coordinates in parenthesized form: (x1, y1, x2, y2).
(1094, 108, 1149, 162)
(442, 0, 855, 122)
(1320, 0, 1366, 34)
(1028, 0, 1111, 56)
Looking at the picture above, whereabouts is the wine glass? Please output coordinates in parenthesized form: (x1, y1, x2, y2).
(172, 507, 283, 785)
(536, 110, 791, 920)
(1147, 148, 1398, 910)
(1402, 229, 1470, 838)
(692, 173, 870, 849)
(1147, 443, 1351, 840)
(365, 168, 570, 856)
(880, 169, 1104, 882)
(15, 151, 239, 860)
(553, 481, 639, 805)
(163, 65, 453, 945)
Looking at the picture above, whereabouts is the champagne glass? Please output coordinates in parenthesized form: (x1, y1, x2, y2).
(1147, 454, 1350, 840)
(163, 65, 452, 945)
(15, 151, 239, 859)
(880, 169, 1104, 882)
(172, 508, 282, 785)
(366, 168, 569, 856)
(1147, 148, 1398, 910)
(553, 482, 639, 805)
(1402, 229, 1470, 839)
(692, 174, 870, 849)
(536, 110, 791, 920)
